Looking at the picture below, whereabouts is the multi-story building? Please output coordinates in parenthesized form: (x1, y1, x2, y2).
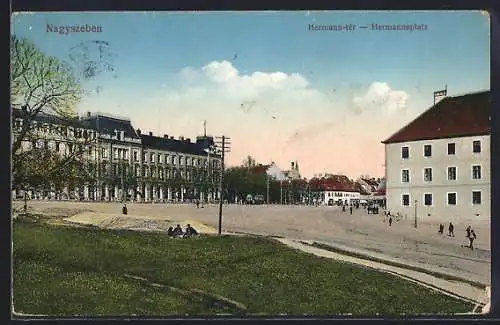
(382, 90, 490, 220)
(11, 109, 222, 203)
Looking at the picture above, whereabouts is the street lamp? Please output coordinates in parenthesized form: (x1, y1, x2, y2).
(414, 199, 418, 228)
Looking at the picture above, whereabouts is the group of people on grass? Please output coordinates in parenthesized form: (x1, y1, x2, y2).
(438, 222, 477, 250)
(167, 224, 199, 238)
(122, 204, 199, 238)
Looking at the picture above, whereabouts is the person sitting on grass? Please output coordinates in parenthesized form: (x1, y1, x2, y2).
(167, 226, 174, 237)
(184, 224, 199, 237)
(172, 224, 184, 237)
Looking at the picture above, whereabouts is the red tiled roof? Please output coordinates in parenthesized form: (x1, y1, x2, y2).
(309, 175, 357, 192)
(354, 182, 370, 195)
(250, 164, 271, 174)
(373, 189, 386, 196)
(382, 91, 490, 144)
(361, 178, 379, 187)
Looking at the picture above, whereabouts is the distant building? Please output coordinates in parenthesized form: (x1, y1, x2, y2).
(382, 90, 490, 220)
(354, 181, 371, 201)
(356, 177, 381, 200)
(309, 174, 360, 205)
(283, 161, 301, 180)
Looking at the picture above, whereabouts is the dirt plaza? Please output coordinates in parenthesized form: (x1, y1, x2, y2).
(13, 200, 491, 286)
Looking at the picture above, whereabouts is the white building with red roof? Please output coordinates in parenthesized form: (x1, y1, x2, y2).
(381, 90, 490, 221)
(310, 174, 360, 205)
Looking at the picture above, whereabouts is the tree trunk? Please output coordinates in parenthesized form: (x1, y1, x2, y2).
(23, 186, 28, 213)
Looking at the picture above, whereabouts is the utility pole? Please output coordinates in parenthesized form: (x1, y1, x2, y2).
(215, 136, 231, 236)
(266, 175, 270, 204)
(414, 199, 418, 228)
(280, 180, 283, 205)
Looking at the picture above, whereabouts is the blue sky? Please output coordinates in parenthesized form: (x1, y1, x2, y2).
(11, 11, 490, 178)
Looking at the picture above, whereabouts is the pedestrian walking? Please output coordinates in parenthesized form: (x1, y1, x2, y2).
(438, 224, 444, 235)
(122, 204, 128, 215)
(389, 217, 392, 227)
(350, 206, 353, 214)
(448, 222, 455, 237)
(468, 229, 477, 250)
(342, 205, 346, 212)
(466, 226, 471, 238)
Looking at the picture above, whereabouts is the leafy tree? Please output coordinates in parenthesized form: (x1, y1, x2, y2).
(11, 35, 114, 209)
(242, 155, 257, 169)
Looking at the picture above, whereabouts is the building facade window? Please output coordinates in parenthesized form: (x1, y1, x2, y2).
(447, 192, 457, 205)
(401, 146, 409, 159)
(447, 167, 457, 181)
(402, 194, 410, 206)
(472, 165, 482, 180)
(157, 154, 161, 164)
(133, 151, 138, 161)
(472, 191, 482, 205)
(150, 153, 154, 163)
(424, 193, 433, 206)
(424, 168, 433, 182)
(165, 154, 169, 165)
(448, 143, 456, 155)
(473, 140, 481, 153)
(424, 144, 432, 157)
(401, 169, 410, 183)
(143, 153, 147, 162)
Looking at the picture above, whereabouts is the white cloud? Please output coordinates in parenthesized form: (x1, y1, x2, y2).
(202, 61, 239, 83)
(95, 61, 411, 178)
(352, 81, 409, 115)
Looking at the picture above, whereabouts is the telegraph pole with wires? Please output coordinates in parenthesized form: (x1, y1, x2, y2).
(214, 136, 231, 236)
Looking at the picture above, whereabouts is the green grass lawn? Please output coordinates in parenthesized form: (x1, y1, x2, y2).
(13, 219, 473, 316)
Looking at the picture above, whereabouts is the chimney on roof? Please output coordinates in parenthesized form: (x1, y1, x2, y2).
(186, 138, 191, 142)
(137, 129, 141, 135)
(149, 131, 153, 136)
(291, 162, 295, 170)
(433, 85, 448, 105)
(87, 111, 91, 117)
(170, 136, 174, 139)
(179, 136, 184, 141)
(163, 134, 168, 138)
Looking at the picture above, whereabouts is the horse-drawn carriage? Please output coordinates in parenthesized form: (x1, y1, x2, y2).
(367, 205, 379, 214)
